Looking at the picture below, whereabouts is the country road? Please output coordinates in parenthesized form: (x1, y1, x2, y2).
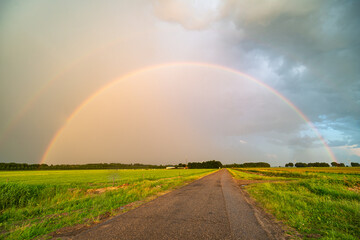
(68, 169, 285, 240)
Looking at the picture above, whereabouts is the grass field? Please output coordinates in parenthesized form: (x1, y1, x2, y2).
(0, 169, 215, 239)
(229, 167, 360, 240)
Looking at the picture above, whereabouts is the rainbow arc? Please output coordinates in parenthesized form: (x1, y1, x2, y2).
(40, 62, 337, 164)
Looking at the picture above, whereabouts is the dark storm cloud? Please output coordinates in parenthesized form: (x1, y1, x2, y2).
(222, 0, 360, 118)
(217, 0, 360, 151)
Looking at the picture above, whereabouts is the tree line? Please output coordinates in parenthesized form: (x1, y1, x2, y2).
(1, 160, 358, 171)
(0, 162, 165, 171)
(224, 162, 271, 168)
(187, 160, 223, 169)
(0, 161, 223, 170)
(285, 162, 359, 167)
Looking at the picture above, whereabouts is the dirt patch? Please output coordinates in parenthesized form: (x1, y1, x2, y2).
(348, 186, 360, 193)
(0, 226, 9, 239)
(47, 224, 90, 239)
(86, 183, 129, 194)
(306, 233, 322, 238)
(234, 179, 303, 240)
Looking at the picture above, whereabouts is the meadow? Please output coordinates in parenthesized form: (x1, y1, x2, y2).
(229, 167, 360, 240)
(0, 169, 215, 239)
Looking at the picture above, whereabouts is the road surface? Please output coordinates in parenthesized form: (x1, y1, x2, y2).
(70, 169, 283, 240)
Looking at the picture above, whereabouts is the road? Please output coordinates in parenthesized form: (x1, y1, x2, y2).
(70, 169, 283, 240)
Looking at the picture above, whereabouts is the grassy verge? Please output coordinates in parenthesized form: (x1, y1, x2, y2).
(0, 169, 215, 239)
(228, 168, 290, 181)
(228, 168, 360, 239)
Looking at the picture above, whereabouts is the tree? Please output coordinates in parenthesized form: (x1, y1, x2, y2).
(295, 162, 307, 167)
(188, 160, 223, 169)
(331, 162, 338, 167)
(285, 162, 294, 167)
(331, 162, 346, 167)
(351, 162, 360, 167)
(307, 162, 330, 167)
(223, 162, 271, 168)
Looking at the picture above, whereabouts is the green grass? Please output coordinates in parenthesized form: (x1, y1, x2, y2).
(228, 168, 290, 180)
(0, 169, 215, 239)
(229, 168, 360, 239)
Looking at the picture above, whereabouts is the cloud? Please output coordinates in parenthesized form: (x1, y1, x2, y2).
(337, 145, 360, 158)
(220, 0, 321, 25)
(266, 153, 278, 160)
(153, 0, 360, 126)
(153, 0, 221, 30)
(216, 0, 360, 153)
(350, 147, 360, 157)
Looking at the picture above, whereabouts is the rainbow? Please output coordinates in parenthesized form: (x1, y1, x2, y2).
(40, 62, 337, 164)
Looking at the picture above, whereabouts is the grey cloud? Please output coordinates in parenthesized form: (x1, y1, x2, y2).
(215, 0, 360, 154)
(153, 0, 221, 30)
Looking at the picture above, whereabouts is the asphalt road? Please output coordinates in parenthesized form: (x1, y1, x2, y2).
(71, 169, 276, 240)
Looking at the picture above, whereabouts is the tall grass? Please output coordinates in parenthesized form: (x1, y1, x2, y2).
(230, 167, 360, 239)
(229, 168, 291, 181)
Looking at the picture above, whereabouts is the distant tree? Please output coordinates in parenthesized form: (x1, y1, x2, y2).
(285, 162, 294, 167)
(307, 162, 330, 167)
(331, 162, 346, 167)
(351, 162, 360, 167)
(223, 162, 270, 168)
(243, 162, 270, 168)
(223, 163, 241, 168)
(295, 162, 308, 167)
(188, 160, 222, 169)
(0, 162, 166, 171)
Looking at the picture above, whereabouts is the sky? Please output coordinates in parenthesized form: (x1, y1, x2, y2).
(0, 0, 359, 166)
